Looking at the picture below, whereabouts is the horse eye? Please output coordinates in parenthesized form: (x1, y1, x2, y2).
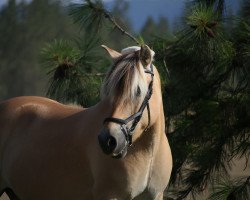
(136, 86, 141, 97)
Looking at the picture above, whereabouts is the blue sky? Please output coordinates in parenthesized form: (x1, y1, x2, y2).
(104, 0, 241, 32)
(105, 0, 187, 31)
(0, 0, 241, 32)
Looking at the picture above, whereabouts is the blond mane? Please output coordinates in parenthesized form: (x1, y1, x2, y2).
(101, 50, 148, 105)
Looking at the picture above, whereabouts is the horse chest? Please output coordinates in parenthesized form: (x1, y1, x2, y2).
(130, 161, 151, 194)
(127, 156, 160, 199)
(130, 142, 172, 199)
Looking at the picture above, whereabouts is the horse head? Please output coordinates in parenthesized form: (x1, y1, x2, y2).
(98, 45, 160, 159)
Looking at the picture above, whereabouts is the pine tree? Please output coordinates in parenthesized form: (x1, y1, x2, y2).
(140, 16, 158, 42)
(150, 1, 250, 199)
(40, 1, 249, 199)
(0, 0, 76, 100)
(157, 17, 170, 36)
(42, 0, 141, 107)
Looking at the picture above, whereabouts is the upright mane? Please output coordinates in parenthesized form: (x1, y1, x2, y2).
(101, 47, 148, 105)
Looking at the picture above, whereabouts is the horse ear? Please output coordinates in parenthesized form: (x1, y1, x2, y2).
(139, 45, 153, 67)
(101, 45, 122, 60)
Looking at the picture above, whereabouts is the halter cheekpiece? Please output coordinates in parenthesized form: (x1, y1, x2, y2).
(103, 62, 154, 146)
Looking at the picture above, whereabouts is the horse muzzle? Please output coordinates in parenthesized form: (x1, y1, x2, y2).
(98, 128, 128, 159)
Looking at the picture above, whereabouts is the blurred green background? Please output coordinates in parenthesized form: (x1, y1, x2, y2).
(0, 0, 249, 199)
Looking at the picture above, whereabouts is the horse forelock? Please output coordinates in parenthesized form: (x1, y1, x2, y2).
(101, 51, 148, 106)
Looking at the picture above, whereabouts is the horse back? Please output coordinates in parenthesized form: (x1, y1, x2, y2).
(0, 96, 83, 120)
(0, 96, 84, 155)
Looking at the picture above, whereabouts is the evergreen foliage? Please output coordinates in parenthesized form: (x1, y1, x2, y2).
(42, 0, 139, 106)
(151, 1, 250, 199)
(41, 38, 105, 106)
(209, 176, 250, 200)
(69, 0, 139, 44)
(141, 16, 171, 43)
(41, 1, 249, 199)
(0, 0, 75, 100)
(1, 0, 248, 199)
(69, 0, 105, 32)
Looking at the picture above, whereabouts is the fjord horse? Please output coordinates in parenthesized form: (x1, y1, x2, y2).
(0, 45, 172, 200)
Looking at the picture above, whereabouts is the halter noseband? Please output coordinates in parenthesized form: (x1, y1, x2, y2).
(103, 63, 154, 146)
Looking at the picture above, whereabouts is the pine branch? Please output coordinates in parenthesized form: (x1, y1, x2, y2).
(70, 0, 139, 44)
(41, 39, 80, 76)
(209, 176, 250, 200)
(102, 11, 139, 44)
(41, 38, 104, 106)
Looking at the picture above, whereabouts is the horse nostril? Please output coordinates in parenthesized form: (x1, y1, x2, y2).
(98, 129, 117, 154)
(107, 136, 117, 151)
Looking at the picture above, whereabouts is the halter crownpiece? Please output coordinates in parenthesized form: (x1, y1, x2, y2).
(103, 45, 154, 147)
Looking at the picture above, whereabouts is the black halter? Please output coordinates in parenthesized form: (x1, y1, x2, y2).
(103, 63, 154, 146)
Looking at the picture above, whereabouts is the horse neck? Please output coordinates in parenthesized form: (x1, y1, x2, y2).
(150, 66, 165, 138)
(131, 108, 165, 160)
(133, 69, 166, 152)
(95, 97, 113, 118)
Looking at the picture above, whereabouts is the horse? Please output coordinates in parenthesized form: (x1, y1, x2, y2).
(0, 45, 172, 200)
